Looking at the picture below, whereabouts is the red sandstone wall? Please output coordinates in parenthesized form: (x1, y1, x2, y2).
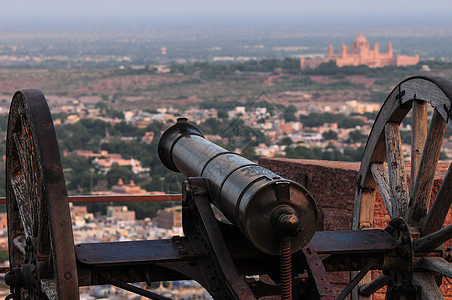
(259, 158, 452, 299)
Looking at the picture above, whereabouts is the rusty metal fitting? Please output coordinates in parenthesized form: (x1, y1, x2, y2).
(271, 206, 300, 236)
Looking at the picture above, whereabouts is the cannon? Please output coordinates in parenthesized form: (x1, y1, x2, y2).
(2, 75, 452, 300)
(158, 117, 318, 256)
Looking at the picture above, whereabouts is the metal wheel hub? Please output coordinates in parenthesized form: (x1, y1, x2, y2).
(5, 237, 42, 299)
(384, 218, 415, 297)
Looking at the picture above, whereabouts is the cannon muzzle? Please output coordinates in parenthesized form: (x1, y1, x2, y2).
(158, 118, 317, 255)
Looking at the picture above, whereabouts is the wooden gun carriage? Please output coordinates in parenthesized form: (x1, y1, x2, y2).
(3, 76, 452, 299)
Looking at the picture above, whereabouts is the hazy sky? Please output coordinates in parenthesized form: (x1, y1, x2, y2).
(1, 0, 451, 19)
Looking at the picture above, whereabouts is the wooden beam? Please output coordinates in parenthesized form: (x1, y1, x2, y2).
(420, 257, 452, 278)
(385, 122, 409, 218)
(356, 190, 376, 229)
(370, 163, 393, 218)
(422, 164, 452, 236)
(408, 109, 446, 227)
(411, 101, 428, 190)
(414, 224, 452, 252)
(411, 272, 444, 300)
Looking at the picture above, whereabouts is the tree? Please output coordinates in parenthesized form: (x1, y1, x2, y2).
(106, 164, 135, 188)
(241, 146, 259, 161)
(63, 155, 94, 192)
(283, 105, 297, 122)
(346, 130, 367, 144)
(95, 101, 108, 113)
(0, 248, 8, 263)
(322, 130, 338, 140)
(114, 122, 145, 137)
(300, 112, 364, 129)
(278, 136, 293, 145)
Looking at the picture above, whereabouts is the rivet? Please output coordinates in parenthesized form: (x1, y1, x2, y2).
(64, 272, 72, 280)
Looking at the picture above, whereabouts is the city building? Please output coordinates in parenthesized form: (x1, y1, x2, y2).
(93, 156, 149, 175)
(107, 205, 136, 222)
(71, 205, 95, 227)
(300, 33, 419, 69)
(153, 206, 182, 229)
(111, 179, 147, 194)
(343, 100, 381, 115)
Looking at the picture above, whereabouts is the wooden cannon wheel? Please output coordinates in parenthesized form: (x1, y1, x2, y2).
(353, 76, 452, 299)
(6, 90, 79, 299)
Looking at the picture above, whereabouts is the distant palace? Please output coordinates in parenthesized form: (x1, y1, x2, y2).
(300, 33, 419, 69)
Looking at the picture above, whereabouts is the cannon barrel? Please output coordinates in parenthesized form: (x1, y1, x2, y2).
(158, 118, 318, 255)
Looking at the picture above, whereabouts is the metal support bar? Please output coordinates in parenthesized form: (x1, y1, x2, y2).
(182, 177, 255, 299)
(99, 274, 171, 300)
(359, 274, 389, 296)
(336, 261, 374, 300)
(302, 244, 335, 299)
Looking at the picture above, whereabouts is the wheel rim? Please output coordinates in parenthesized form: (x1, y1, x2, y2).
(6, 90, 79, 299)
(353, 76, 452, 299)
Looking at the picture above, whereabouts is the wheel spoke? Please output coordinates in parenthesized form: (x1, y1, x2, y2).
(370, 163, 393, 218)
(420, 257, 452, 278)
(421, 164, 452, 236)
(41, 279, 57, 300)
(359, 273, 389, 296)
(355, 190, 376, 229)
(414, 224, 452, 252)
(411, 272, 444, 299)
(408, 109, 446, 227)
(411, 101, 428, 190)
(12, 130, 43, 241)
(11, 175, 33, 238)
(385, 123, 409, 218)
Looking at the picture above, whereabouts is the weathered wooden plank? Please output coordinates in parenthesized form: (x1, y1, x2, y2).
(41, 279, 57, 300)
(359, 273, 389, 296)
(408, 109, 446, 227)
(414, 224, 452, 252)
(385, 123, 409, 218)
(422, 164, 452, 236)
(420, 257, 452, 278)
(355, 190, 376, 230)
(411, 101, 428, 190)
(411, 272, 444, 300)
(11, 175, 33, 238)
(370, 163, 393, 218)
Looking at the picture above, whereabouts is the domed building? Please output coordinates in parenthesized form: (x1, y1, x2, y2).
(300, 33, 419, 69)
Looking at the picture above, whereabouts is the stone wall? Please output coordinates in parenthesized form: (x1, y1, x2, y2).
(259, 157, 452, 299)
